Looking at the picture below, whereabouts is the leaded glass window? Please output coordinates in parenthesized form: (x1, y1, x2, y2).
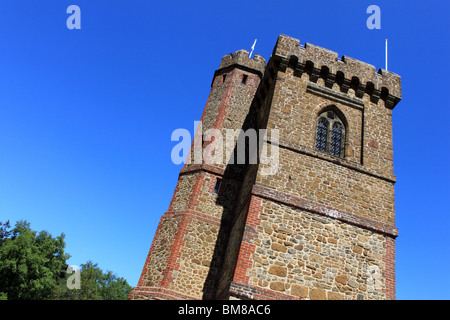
(330, 122, 342, 157)
(315, 118, 328, 152)
(314, 109, 345, 158)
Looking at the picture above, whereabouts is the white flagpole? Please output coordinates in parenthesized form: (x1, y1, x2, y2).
(385, 39, 388, 71)
(249, 39, 257, 58)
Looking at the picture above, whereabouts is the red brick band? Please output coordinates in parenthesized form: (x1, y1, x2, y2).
(128, 286, 199, 300)
(180, 163, 243, 182)
(229, 281, 300, 300)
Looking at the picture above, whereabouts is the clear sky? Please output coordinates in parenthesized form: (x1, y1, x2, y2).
(0, 0, 448, 300)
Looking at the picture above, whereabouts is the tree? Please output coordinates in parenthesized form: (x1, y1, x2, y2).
(100, 268, 133, 300)
(0, 220, 132, 300)
(0, 220, 69, 300)
(0, 220, 12, 245)
(53, 261, 132, 300)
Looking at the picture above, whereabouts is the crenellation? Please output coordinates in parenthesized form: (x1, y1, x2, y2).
(272, 34, 401, 108)
(218, 50, 266, 76)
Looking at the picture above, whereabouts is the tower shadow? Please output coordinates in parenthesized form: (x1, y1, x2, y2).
(202, 105, 259, 300)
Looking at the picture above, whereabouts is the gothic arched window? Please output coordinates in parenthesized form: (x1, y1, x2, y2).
(315, 110, 345, 158)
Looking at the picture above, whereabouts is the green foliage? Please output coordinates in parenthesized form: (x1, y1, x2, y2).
(53, 261, 132, 300)
(0, 220, 69, 300)
(0, 220, 12, 246)
(0, 220, 132, 300)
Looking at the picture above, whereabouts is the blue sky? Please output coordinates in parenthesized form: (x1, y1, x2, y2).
(0, 1, 448, 300)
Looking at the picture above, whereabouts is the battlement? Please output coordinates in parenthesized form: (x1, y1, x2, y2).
(272, 34, 401, 108)
(218, 49, 267, 76)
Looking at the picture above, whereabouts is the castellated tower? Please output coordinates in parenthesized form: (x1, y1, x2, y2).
(128, 34, 402, 300)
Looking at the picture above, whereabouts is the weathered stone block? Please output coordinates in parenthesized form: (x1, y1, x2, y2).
(335, 275, 348, 285)
(268, 265, 287, 277)
(291, 284, 308, 298)
(271, 242, 287, 252)
(270, 281, 285, 292)
(309, 288, 326, 300)
(327, 291, 344, 300)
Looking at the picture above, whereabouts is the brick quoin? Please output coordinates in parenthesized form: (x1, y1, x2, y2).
(231, 196, 262, 286)
(157, 172, 207, 288)
(383, 236, 396, 300)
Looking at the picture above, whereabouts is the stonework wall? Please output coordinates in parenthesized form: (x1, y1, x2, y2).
(137, 215, 181, 288)
(167, 173, 198, 212)
(363, 98, 395, 177)
(256, 147, 395, 225)
(167, 217, 220, 298)
(238, 197, 391, 300)
(266, 68, 364, 164)
(186, 50, 265, 172)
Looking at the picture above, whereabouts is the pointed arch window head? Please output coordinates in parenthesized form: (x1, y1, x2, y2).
(315, 109, 346, 158)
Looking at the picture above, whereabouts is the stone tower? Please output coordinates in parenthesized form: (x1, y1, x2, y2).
(128, 34, 401, 300)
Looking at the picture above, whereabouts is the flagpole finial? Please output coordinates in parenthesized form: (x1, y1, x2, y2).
(248, 39, 257, 58)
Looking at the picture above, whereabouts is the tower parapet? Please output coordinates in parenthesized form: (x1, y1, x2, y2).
(272, 34, 401, 108)
(216, 50, 266, 80)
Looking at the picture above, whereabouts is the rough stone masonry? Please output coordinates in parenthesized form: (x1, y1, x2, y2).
(128, 34, 402, 300)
